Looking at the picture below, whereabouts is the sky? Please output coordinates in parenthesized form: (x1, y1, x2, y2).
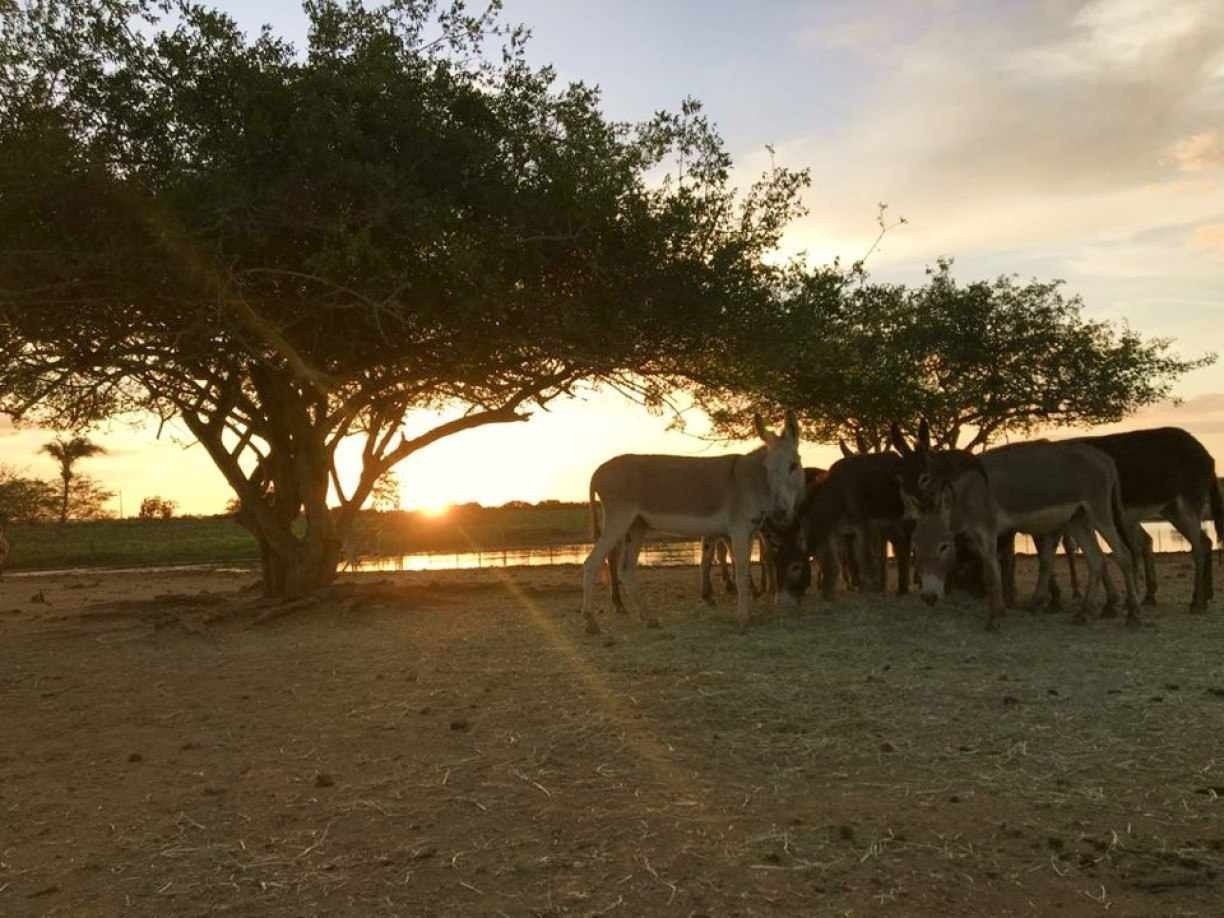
(2, 0, 1223, 513)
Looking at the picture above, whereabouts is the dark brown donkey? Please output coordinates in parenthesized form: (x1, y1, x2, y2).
(771, 452, 912, 603)
(1044, 428, 1222, 612)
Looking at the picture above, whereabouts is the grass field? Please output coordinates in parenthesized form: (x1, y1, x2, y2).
(4, 505, 592, 572)
(1, 555, 1221, 916)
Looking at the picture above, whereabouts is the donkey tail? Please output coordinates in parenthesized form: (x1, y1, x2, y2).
(589, 478, 601, 542)
(1208, 459, 1223, 565)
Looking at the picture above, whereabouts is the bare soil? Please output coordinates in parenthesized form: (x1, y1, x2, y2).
(2, 556, 1222, 917)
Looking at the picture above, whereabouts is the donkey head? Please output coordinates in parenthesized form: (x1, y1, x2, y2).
(754, 411, 804, 525)
(890, 419, 942, 517)
(908, 480, 959, 605)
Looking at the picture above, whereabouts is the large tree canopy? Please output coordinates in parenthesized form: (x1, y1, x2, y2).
(697, 260, 1214, 453)
(0, 0, 808, 595)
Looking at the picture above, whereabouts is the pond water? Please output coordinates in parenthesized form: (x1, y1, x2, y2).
(346, 541, 706, 573)
(347, 522, 1205, 573)
(8, 522, 1206, 579)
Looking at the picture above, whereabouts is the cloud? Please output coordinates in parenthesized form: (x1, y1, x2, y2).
(1168, 131, 1224, 173)
(1190, 223, 1224, 254)
(775, 0, 1224, 257)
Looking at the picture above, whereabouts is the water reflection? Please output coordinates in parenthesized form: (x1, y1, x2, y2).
(347, 541, 706, 573)
(351, 522, 1204, 574)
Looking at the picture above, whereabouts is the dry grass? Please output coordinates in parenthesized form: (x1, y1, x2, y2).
(1, 555, 1222, 916)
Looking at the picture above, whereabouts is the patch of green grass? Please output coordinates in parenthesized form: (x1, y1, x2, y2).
(6, 517, 259, 571)
(3, 505, 601, 572)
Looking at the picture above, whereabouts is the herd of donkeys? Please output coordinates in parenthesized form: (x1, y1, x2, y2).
(581, 415, 1223, 634)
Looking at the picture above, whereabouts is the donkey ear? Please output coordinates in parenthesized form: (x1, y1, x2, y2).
(889, 422, 912, 457)
(839, 438, 854, 459)
(783, 410, 800, 442)
(753, 414, 772, 443)
(896, 475, 920, 518)
(918, 418, 931, 452)
(937, 482, 954, 517)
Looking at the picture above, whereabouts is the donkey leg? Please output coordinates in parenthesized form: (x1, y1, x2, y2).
(854, 524, 882, 593)
(1203, 530, 1215, 602)
(894, 529, 911, 596)
(759, 533, 778, 604)
(971, 529, 1007, 631)
(582, 509, 636, 634)
(820, 538, 839, 601)
(1133, 525, 1157, 606)
(1098, 555, 1121, 618)
(1029, 533, 1058, 612)
(1167, 500, 1208, 612)
(608, 542, 628, 615)
(718, 539, 736, 595)
(620, 523, 657, 627)
(1093, 518, 1141, 626)
(1064, 533, 1082, 600)
(731, 530, 755, 632)
(699, 538, 717, 605)
(1065, 515, 1105, 624)
(997, 531, 1018, 608)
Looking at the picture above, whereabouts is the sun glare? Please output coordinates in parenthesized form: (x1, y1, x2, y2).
(416, 500, 452, 519)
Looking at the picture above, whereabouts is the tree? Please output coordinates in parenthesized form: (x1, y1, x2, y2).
(0, 466, 58, 522)
(139, 496, 178, 519)
(369, 470, 400, 512)
(39, 435, 107, 522)
(0, 0, 808, 596)
(66, 474, 116, 520)
(697, 261, 1213, 453)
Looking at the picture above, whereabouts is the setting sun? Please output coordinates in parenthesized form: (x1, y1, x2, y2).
(415, 500, 452, 519)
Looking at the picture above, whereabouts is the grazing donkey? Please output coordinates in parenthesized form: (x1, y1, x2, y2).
(583, 414, 805, 634)
(997, 428, 1221, 613)
(892, 422, 1142, 630)
(1068, 428, 1222, 612)
(699, 467, 830, 603)
(770, 452, 913, 604)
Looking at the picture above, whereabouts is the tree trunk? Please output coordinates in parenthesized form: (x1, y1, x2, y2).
(234, 496, 345, 600)
(237, 515, 343, 599)
(59, 472, 70, 524)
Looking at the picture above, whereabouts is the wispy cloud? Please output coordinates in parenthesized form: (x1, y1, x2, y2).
(1190, 223, 1224, 254)
(1170, 131, 1224, 173)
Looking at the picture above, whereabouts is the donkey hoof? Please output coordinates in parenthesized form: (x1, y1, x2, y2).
(613, 605, 629, 616)
(645, 618, 661, 629)
(1072, 612, 1088, 626)
(1142, 594, 1157, 607)
(585, 621, 601, 635)
(1188, 602, 1207, 615)
(1125, 614, 1142, 628)
(1099, 605, 1119, 620)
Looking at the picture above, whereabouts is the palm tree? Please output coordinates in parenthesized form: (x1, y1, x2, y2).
(40, 435, 106, 523)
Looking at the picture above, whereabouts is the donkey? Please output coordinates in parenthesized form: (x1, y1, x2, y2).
(700, 467, 830, 604)
(583, 413, 805, 634)
(996, 428, 1221, 613)
(771, 451, 913, 604)
(892, 421, 1142, 629)
(1067, 428, 1222, 612)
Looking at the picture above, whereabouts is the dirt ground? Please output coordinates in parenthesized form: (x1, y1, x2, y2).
(2, 555, 1222, 917)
